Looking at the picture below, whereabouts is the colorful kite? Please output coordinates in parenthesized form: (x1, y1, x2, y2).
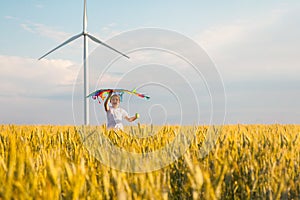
(87, 89, 150, 103)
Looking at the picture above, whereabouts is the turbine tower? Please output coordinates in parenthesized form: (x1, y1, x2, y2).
(39, 0, 129, 125)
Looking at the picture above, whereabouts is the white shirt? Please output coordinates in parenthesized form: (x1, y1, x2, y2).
(106, 106, 129, 130)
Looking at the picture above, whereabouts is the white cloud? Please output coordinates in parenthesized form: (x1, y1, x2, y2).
(35, 4, 44, 9)
(193, 6, 300, 124)
(22, 22, 71, 42)
(5, 15, 74, 43)
(195, 7, 300, 80)
(98, 23, 125, 41)
(108, 23, 118, 27)
(0, 55, 82, 124)
(0, 55, 79, 98)
(88, 72, 123, 89)
(4, 15, 17, 20)
(196, 8, 288, 54)
(20, 23, 35, 33)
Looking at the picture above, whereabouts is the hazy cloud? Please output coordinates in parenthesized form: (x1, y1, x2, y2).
(35, 4, 44, 9)
(193, 6, 300, 124)
(0, 55, 79, 98)
(22, 22, 71, 42)
(195, 7, 300, 80)
(4, 15, 18, 20)
(0, 55, 81, 124)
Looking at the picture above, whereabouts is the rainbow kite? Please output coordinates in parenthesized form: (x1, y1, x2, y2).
(87, 89, 150, 103)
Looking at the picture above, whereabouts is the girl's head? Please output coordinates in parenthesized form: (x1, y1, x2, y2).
(110, 94, 120, 108)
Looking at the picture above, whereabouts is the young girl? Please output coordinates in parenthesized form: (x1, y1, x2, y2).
(104, 92, 139, 130)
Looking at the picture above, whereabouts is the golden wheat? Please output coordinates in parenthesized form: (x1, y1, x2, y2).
(0, 124, 299, 199)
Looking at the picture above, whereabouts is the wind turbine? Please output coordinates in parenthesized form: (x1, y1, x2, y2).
(39, 0, 129, 125)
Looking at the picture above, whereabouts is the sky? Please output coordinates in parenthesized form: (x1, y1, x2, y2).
(0, 0, 299, 125)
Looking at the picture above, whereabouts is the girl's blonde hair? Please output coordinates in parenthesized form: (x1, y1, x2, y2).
(110, 94, 120, 102)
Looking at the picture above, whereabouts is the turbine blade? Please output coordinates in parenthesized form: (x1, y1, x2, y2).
(83, 0, 87, 32)
(38, 33, 83, 60)
(87, 34, 130, 59)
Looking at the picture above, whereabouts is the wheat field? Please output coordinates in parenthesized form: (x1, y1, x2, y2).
(0, 124, 299, 199)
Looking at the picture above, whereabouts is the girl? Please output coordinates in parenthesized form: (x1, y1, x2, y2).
(104, 92, 139, 130)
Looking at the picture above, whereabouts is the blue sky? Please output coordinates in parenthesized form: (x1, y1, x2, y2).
(0, 1, 299, 125)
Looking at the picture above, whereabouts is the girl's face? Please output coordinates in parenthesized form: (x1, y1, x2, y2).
(110, 95, 120, 108)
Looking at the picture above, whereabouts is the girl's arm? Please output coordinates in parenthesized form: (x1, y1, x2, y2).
(104, 92, 113, 112)
(125, 113, 139, 122)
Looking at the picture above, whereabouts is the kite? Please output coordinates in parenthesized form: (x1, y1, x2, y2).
(87, 89, 150, 103)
